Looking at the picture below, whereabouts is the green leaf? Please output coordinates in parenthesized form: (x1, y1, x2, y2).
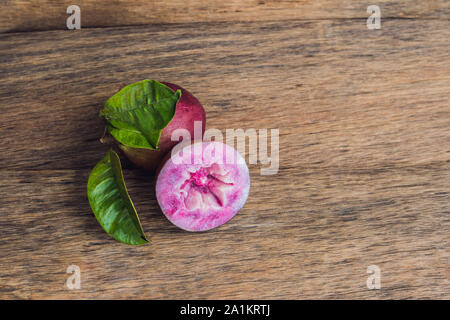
(87, 149, 148, 245)
(100, 80, 181, 150)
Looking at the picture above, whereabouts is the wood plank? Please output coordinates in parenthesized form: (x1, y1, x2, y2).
(1, 20, 449, 171)
(1, 0, 449, 33)
(1, 164, 449, 299)
(0, 19, 449, 298)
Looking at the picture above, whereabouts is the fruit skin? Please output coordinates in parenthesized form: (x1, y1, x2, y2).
(119, 82, 206, 171)
(155, 141, 250, 232)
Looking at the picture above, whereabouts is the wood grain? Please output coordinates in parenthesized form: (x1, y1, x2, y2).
(1, 0, 449, 32)
(0, 9, 449, 299)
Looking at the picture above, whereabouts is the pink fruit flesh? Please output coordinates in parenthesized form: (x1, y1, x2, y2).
(156, 141, 250, 231)
(120, 82, 206, 171)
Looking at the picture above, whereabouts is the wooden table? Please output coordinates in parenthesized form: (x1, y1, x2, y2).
(0, 1, 449, 299)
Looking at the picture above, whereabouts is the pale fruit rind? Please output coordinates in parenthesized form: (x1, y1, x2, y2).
(156, 141, 250, 231)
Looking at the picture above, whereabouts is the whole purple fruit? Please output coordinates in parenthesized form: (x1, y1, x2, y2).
(119, 82, 206, 171)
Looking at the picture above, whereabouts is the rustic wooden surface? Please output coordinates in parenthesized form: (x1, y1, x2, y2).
(1, 0, 449, 32)
(0, 1, 449, 299)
